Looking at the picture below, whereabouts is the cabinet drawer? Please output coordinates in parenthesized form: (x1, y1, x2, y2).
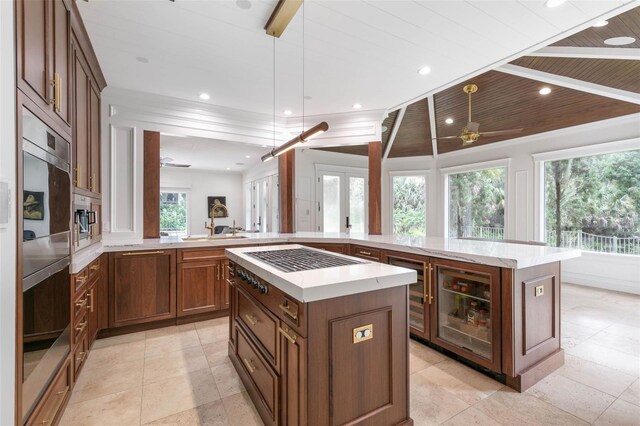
(180, 248, 226, 262)
(74, 267, 89, 292)
(237, 287, 278, 366)
(87, 256, 101, 281)
(351, 245, 381, 261)
(26, 359, 71, 426)
(73, 311, 88, 346)
(74, 331, 89, 380)
(236, 327, 278, 423)
(73, 287, 88, 324)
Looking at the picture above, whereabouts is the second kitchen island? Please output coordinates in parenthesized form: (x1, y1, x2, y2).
(225, 244, 417, 426)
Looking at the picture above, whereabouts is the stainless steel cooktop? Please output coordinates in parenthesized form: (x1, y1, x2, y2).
(245, 248, 363, 273)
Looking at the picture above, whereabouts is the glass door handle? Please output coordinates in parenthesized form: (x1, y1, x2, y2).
(345, 216, 351, 229)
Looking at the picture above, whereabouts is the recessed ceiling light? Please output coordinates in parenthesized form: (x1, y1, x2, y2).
(353, 103, 362, 109)
(236, 0, 251, 10)
(539, 87, 552, 95)
(245, 155, 251, 159)
(136, 56, 149, 63)
(545, 0, 566, 8)
(226, 167, 231, 170)
(445, 118, 454, 124)
(604, 36, 636, 46)
(283, 110, 293, 116)
(592, 20, 608, 28)
(418, 66, 431, 75)
(199, 93, 210, 100)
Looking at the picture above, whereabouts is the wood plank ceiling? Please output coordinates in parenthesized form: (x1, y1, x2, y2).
(315, 6, 640, 158)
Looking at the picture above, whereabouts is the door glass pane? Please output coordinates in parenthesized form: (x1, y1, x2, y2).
(322, 175, 341, 232)
(349, 176, 365, 233)
(260, 180, 268, 232)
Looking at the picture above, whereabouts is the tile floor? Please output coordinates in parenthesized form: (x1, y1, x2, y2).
(60, 283, 639, 425)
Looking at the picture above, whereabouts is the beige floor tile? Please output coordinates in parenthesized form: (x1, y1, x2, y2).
(561, 321, 600, 350)
(409, 370, 469, 425)
(212, 359, 245, 398)
(587, 329, 640, 357)
(474, 387, 589, 426)
(594, 399, 640, 426)
(562, 306, 621, 332)
(620, 379, 640, 406)
(419, 360, 502, 405)
(441, 406, 501, 426)
(83, 340, 146, 371)
(143, 345, 210, 384)
(141, 368, 220, 424)
(605, 322, 640, 338)
(527, 373, 616, 423)
(568, 340, 640, 376)
(409, 340, 446, 366)
(70, 358, 144, 403)
(92, 331, 146, 349)
(144, 329, 202, 357)
(202, 342, 230, 368)
(220, 391, 263, 426)
(195, 317, 229, 330)
(60, 388, 142, 426)
(555, 354, 637, 397)
(143, 400, 228, 425)
(145, 323, 196, 339)
(196, 323, 229, 346)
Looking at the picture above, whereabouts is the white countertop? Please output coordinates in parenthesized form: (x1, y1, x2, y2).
(100, 232, 580, 269)
(226, 244, 418, 302)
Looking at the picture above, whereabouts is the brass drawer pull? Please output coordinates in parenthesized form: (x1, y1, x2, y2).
(76, 275, 87, 284)
(279, 326, 297, 344)
(87, 289, 94, 313)
(41, 385, 69, 425)
(242, 357, 256, 374)
(278, 303, 298, 320)
(90, 264, 99, 271)
(75, 298, 87, 310)
(226, 278, 235, 287)
(122, 250, 164, 256)
(244, 314, 258, 326)
(227, 265, 234, 272)
(76, 351, 86, 364)
(359, 250, 372, 256)
(76, 321, 87, 334)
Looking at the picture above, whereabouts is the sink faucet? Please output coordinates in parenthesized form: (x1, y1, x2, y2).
(205, 203, 228, 237)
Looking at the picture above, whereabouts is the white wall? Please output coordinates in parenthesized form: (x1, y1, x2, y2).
(0, 0, 17, 422)
(160, 168, 243, 234)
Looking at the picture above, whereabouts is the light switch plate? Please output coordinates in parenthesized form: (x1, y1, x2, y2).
(535, 285, 544, 297)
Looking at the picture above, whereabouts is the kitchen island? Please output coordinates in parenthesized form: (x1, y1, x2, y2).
(226, 244, 416, 426)
(91, 232, 579, 397)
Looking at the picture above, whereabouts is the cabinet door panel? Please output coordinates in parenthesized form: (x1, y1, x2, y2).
(89, 84, 101, 194)
(52, 0, 71, 126)
(177, 260, 219, 317)
(280, 326, 307, 426)
(73, 50, 89, 190)
(18, 0, 48, 103)
(87, 279, 99, 345)
(109, 250, 177, 327)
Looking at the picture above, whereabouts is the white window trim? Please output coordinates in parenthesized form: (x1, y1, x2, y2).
(160, 187, 190, 235)
(389, 170, 429, 236)
(532, 137, 640, 241)
(441, 159, 511, 239)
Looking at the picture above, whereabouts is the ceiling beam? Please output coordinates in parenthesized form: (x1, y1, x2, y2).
(265, 0, 303, 38)
(497, 64, 640, 105)
(383, 107, 406, 160)
(529, 46, 640, 61)
(427, 95, 438, 158)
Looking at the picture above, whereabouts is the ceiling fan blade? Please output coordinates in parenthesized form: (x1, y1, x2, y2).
(466, 122, 480, 133)
(432, 135, 463, 140)
(478, 128, 523, 137)
(163, 163, 191, 168)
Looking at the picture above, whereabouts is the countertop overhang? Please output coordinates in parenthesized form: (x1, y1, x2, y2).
(226, 244, 417, 302)
(101, 232, 581, 270)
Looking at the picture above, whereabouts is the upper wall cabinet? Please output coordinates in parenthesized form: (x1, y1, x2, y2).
(17, 0, 72, 135)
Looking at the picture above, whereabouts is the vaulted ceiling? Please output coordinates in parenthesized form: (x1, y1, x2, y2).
(317, 5, 640, 158)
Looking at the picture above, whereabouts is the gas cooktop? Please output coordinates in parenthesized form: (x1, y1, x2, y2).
(245, 248, 363, 273)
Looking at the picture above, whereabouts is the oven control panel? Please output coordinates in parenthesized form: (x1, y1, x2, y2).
(236, 267, 269, 295)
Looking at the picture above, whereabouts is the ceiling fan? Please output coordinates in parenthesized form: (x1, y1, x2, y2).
(434, 84, 523, 146)
(160, 157, 190, 168)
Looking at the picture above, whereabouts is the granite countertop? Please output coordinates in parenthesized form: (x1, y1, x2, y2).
(100, 232, 581, 269)
(226, 244, 417, 302)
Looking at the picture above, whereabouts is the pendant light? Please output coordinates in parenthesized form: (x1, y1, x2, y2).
(262, 1, 328, 162)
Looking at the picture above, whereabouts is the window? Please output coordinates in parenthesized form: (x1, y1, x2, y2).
(160, 191, 188, 236)
(544, 150, 640, 255)
(448, 168, 505, 239)
(392, 175, 426, 236)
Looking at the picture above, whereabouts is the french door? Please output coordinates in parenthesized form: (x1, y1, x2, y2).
(252, 178, 269, 232)
(318, 171, 367, 233)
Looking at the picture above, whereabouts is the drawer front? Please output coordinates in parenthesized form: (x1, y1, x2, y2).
(73, 311, 88, 345)
(351, 245, 381, 261)
(236, 327, 278, 423)
(237, 287, 278, 366)
(26, 360, 71, 426)
(73, 287, 88, 324)
(87, 256, 101, 281)
(74, 268, 89, 292)
(74, 331, 89, 380)
(180, 248, 226, 262)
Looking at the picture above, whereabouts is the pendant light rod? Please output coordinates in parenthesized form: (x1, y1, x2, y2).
(261, 121, 328, 162)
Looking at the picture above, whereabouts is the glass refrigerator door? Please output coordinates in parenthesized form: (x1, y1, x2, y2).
(436, 266, 493, 360)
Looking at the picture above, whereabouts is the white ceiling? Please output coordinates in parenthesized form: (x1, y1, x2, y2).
(160, 134, 267, 171)
(78, 0, 634, 118)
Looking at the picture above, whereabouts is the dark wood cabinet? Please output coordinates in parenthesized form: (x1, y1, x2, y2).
(177, 259, 221, 317)
(87, 279, 99, 344)
(72, 39, 90, 192)
(279, 323, 306, 425)
(108, 250, 177, 328)
(89, 83, 101, 194)
(17, 0, 72, 135)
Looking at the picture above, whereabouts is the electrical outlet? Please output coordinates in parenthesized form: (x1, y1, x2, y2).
(353, 324, 373, 343)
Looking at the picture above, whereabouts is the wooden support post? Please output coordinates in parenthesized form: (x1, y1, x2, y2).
(143, 130, 160, 239)
(368, 141, 382, 235)
(279, 150, 295, 233)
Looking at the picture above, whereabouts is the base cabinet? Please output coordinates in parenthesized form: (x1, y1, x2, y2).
(177, 259, 221, 316)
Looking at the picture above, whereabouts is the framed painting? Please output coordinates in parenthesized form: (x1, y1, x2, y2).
(207, 196, 228, 218)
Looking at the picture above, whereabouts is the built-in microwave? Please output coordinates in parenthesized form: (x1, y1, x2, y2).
(73, 194, 101, 250)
